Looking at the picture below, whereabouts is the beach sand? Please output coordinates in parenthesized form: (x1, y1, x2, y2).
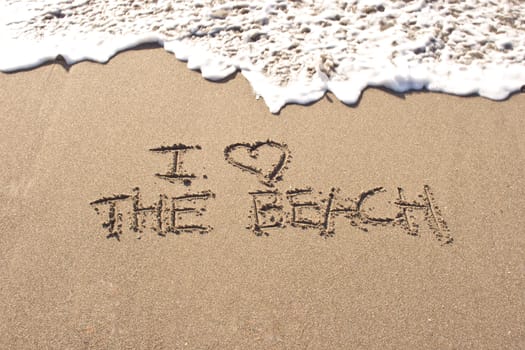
(0, 48, 524, 349)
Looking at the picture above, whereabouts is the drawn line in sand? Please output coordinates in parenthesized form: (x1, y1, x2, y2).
(224, 140, 291, 187)
(149, 143, 202, 186)
(393, 185, 452, 244)
(91, 188, 215, 240)
(247, 185, 452, 244)
(91, 141, 451, 245)
(90, 194, 131, 241)
(248, 190, 285, 236)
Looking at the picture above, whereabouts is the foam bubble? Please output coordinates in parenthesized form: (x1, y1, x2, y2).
(1, 0, 524, 113)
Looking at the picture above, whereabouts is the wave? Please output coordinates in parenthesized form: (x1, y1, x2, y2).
(1, 0, 524, 113)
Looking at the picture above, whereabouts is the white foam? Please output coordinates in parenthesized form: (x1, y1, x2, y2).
(1, 0, 524, 113)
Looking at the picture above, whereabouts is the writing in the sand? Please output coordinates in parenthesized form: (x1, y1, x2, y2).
(91, 141, 452, 244)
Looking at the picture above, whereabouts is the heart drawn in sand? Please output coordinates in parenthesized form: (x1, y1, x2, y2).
(224, 141, 291, 187)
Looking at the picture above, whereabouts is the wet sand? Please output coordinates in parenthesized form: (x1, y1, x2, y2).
(0, 48, 524, 349)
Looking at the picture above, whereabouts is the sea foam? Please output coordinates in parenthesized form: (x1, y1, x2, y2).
(1, 0, 523, 113)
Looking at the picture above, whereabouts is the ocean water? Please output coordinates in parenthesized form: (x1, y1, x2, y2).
(0, 0, 523, 113)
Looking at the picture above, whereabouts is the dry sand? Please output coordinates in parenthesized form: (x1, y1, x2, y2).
(0, 48, 524, 349)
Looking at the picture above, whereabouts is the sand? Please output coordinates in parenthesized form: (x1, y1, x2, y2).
(0, 48, 524, 349)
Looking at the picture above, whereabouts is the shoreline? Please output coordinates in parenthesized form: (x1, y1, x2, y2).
(2, 41, 524, 114)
